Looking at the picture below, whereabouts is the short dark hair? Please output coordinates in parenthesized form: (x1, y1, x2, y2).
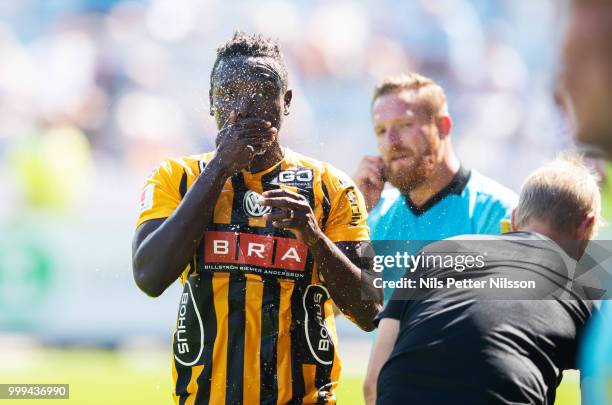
(210, 31, 288, 91)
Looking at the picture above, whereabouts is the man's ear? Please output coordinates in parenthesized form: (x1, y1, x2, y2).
(283, 89, 293, 115)
(209, 89, 214, 116)
(511, 208, 518, 231)
(437, 115, 452, 138)
(577, 212, 597, 240)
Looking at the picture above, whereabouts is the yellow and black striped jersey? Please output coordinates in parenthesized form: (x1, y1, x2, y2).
(136, 147, 369, 404)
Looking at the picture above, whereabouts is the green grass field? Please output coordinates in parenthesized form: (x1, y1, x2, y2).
(0, 349, 580, 404)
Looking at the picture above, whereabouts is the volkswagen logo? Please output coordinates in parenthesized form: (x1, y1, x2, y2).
(243, 190, 271, 217)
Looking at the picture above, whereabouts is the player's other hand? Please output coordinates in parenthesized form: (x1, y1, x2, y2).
(353, 155, 385, 211)
(261, 189, 323, 247)
(214, 111, 278, 175)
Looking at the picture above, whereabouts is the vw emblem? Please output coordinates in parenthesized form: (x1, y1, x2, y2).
(243, 190, 271, 217)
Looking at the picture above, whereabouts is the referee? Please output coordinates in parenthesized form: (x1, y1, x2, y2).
(354, 73, 517, 302)
(364, 156, 601, 404)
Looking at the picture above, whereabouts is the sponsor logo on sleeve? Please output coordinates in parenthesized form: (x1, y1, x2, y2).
(139, 184, 154, 213)
(346, 187, 362, 226)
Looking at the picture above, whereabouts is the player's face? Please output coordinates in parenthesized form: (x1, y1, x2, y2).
(210, 56, 288, 132)
(372, 90, 440, 192)
(563, 2, 612, 153)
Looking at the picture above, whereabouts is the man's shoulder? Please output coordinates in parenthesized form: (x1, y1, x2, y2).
(284, 148, 326, 171)
(286, 149, 342, 177)
(367, 188, 405, 236)
(466, 169, 518, 208)
(423, 233, 513, 254)
(155, 152, 215, 176)
(440, 232, 551, 250)
(179, 152, 216, 171)
(444, 233, 506, 242)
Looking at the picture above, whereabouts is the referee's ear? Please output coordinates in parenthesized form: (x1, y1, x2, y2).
(437, 114, 452, 139)
(511, 208, 518, 231)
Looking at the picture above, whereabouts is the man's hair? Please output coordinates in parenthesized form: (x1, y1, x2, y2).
(372, 72, 448, 119)
(210, 31, 288, 91)
(514, 154, 601, 237)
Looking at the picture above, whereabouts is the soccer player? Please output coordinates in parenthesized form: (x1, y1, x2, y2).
(364, 156, 600, 405)
(563, 2, 612, 403)
(132, 32, 382, 404)
(353, 73, 517, 301)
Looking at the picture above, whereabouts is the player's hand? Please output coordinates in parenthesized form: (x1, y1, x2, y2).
(353, 155, 385, 211)
(261, 189, 323, 247)
(214, 111, 278, 175)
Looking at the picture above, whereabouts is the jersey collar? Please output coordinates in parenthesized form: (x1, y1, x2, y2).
(404, 166, 471, 216)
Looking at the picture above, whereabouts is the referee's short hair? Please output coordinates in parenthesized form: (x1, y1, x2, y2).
(514, 154, 601, 238)
(372, 72, 448, 119)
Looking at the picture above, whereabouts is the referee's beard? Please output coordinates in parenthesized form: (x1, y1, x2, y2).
(385, 147, 437, 195)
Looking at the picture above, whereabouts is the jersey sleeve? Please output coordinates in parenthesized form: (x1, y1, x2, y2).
(373, 299, 404, 327)
(322, 166, 370, 242)
(136, 158, 183, 227)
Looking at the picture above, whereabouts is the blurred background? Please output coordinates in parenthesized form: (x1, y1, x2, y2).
(0, 0, 603, 403)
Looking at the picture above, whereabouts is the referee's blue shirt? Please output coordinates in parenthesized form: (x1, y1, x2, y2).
(368, 166, 518, 301)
